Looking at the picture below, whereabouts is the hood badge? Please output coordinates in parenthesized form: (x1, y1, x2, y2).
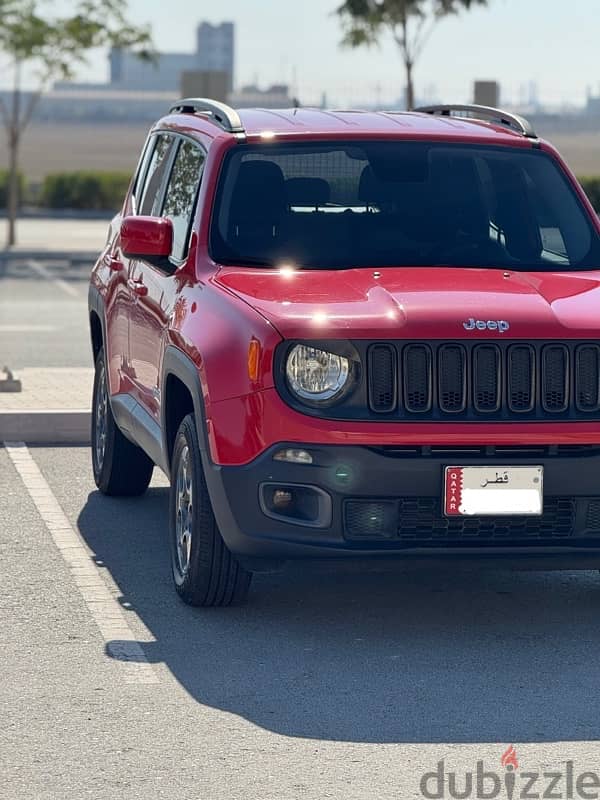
(463, 318, 510, 333)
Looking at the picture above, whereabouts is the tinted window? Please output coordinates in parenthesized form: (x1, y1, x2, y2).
(161, 140, 205, 261)
(139, 134, 174, 216)
(210, 142, 600, 270)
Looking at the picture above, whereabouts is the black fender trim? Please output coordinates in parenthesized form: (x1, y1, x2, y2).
(88, 283, 106, 357)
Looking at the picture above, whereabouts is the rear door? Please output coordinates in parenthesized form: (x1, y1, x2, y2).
(128, 136, 205, 422)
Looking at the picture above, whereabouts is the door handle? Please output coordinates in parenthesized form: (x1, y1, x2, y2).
(127, 278, 148, 297)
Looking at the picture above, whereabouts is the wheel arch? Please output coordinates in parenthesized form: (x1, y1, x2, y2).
(88, 284, 107, 362)
(162, 346, 211, 475)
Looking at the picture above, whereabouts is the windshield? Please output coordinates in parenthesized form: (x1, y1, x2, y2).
(210, 141, 600, 270)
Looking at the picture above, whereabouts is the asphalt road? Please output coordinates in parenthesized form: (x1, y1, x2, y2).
(3, 444, 600, 799)
(0, 258, 91, 369)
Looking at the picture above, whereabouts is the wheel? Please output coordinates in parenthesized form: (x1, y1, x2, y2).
(91, 347, 154, 496)
(169, 413, 252, 607)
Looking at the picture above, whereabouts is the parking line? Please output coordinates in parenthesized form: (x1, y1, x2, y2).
(5, 442, 159, 685)
(28, 259, 81, 298)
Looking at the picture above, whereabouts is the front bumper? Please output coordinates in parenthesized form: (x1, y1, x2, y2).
(203, 442, 600, 566)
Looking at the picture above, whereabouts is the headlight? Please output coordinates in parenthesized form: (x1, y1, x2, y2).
(286, 345, 350, 402)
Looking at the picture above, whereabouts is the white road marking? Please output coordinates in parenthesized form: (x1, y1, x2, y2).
(5, 442, 159, 684)
(28, 259, 81, 298)
(0, 324, 57, 332)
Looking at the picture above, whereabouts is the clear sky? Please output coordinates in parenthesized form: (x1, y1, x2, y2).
(12, 0, 600, 107)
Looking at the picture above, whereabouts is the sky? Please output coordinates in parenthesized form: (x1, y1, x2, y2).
(9, 0, 600, 107)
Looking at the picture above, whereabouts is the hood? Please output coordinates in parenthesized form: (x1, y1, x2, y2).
(215, 266, 600, 340)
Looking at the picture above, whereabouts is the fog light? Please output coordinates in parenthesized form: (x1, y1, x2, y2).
(272, 489, 293, 509)
(273, 448, 313, 464)
(260, 483, 332, 527)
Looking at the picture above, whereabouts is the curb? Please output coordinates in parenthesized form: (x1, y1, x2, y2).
(0, 410, 91, 445)
(0, 250, 98, 265)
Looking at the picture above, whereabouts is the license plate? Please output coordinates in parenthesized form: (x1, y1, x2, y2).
(444, 466, 543, 516)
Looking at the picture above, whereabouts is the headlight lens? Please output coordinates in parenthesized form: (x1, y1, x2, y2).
(286, 345, 350, 402)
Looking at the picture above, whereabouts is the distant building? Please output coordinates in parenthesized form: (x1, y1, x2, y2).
(180, 70, 229, 103)
(230, 84, 293, 109)
(585, 94, 600, 116)
(109, 49, 198, 92)
(196, 23, 234, 92)
(108, 21, 235, 93)
(473, 81, 500, 108)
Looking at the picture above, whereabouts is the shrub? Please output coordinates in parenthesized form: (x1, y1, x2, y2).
(579, 177, 600, 212)
(40, 170, 131, 210)
(0, 169, 24, 208)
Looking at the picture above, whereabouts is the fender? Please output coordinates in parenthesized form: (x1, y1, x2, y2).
(161, 345, 283, 571)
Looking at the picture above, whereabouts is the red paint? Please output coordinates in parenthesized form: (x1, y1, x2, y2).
(90, 108, 600, 467)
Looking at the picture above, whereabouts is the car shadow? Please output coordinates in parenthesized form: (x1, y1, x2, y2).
(77, 487, 600, 744)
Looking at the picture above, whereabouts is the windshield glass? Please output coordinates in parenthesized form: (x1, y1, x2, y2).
(210, 141, 600, 270)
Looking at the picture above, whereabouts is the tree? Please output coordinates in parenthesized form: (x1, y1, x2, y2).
(0, 0, 153, 246)
(337, 0, 489, 111)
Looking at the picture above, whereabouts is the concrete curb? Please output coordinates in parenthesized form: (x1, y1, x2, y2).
(0, 250, 98, 265)
(0, 410, 91, 445)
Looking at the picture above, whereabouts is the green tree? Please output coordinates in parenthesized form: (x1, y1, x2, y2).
(0, 0, 153, 246)
(337, 0, 490, 111)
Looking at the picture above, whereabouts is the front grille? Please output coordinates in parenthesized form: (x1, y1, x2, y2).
(343, 496, 598, 544)
(365, 341, 600, 421)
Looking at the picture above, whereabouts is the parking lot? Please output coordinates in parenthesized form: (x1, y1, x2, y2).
(4, 254, 600, 798)
(5, 441, 600, 798)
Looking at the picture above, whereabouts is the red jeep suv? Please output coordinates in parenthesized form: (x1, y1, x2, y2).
(89, 98, 600, 606)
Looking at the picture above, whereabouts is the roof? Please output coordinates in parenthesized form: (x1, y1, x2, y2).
(165, 104, 538, 147)
(239, 108, 527, 139)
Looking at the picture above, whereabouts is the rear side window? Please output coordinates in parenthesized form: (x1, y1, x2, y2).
(210, 141, 599, 270)
(161, 139, 205, 261)
(139, 134, 174, 216)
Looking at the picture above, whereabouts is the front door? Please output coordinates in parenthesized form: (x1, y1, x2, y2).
(128, 136, 205, 423)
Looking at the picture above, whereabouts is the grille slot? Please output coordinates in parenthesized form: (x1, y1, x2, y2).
(403, 345, 432, 412)
(508, 345, 535, 412)
(473, 345, 500, 412)
(542, 345, 569, 412)
(576, 345, 600, 412)
(438, 345, 467, 412)
(367, 345, 396, 412)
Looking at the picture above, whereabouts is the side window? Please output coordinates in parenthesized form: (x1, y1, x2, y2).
(131, 136, 154, 212)
(161, 140, 205, 262)
(139, 134, 174, 216)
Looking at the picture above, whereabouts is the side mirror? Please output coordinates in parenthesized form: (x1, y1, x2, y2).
(120, 215, 173, 270)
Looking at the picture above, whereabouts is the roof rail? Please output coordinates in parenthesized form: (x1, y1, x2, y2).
(169, 97, 245, 136)
(415, 104, 537, 139)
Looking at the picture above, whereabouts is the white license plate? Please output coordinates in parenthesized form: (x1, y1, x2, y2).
(444, 466, 543, 516)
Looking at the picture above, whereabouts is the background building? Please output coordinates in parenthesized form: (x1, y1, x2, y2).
(196, 23, 235, 92)
(107, 21, 235, 93)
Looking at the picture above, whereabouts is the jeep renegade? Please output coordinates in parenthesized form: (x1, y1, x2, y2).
(88, 99, 600, 606)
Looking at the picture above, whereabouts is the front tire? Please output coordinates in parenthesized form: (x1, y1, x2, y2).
(169, 413, 252, 607)
(91, 347, 154, 496)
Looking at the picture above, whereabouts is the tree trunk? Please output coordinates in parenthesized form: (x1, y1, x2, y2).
(5, 63, 22, 248)
(405, 58, 415, 111)
(6, 134, 19, 248)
